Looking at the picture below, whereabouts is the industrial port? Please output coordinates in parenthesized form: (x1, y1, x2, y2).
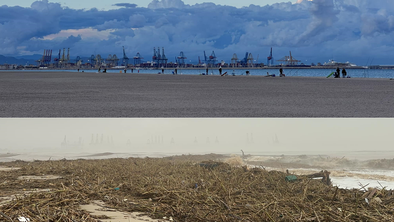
(1, 46, 380, 70)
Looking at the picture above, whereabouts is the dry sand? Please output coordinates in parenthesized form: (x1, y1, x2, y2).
(0, 71, 393, 117)
(80, 201, 161, 222)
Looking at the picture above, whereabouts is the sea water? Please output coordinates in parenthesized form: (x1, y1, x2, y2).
(1, 68, 394, 79)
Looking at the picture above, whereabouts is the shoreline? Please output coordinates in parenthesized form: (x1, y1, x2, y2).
(1, 70, 392, 80)
(0, 66, 371, 71)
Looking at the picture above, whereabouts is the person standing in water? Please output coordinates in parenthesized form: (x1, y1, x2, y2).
(219, 67, 222, 76)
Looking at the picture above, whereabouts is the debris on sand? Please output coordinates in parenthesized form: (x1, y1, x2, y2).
(1, 156, 394, 221)
(0, 166, 21, 171)
(18, 175, 63, 180)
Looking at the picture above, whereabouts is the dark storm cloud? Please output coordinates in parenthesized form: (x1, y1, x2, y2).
(113, 3, 138, 8)
(1, 0, 394, 64)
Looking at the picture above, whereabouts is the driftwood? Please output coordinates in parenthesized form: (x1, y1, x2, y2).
(306, 170, 331, 185)
(0, 156, 394, 221)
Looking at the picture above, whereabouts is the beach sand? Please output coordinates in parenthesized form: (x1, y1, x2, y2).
(0, 71, 393, 117)
(80, 201, 161, 222)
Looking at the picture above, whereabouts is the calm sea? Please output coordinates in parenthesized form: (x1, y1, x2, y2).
(2, 68, 394, 78)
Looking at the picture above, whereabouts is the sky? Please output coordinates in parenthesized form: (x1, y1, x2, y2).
(0, 119, 393, 159)
(1, 0, 394, 65)
(0, 0, 284, 9)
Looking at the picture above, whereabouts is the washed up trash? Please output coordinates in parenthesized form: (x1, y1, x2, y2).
(114, 187, 120, 191)
(4, 156, 394, 221)
(18, 217, 30, 222)
(285, 175, 297, 182)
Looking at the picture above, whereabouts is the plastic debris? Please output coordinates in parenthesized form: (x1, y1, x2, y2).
(285, 175, 297, 182)
(18, 217, 30, 222)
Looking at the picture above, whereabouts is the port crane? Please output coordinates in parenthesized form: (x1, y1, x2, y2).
(204, 51, 217, 67)
(177, 51, 187, 67)
(277, 51, 300, 66)
(122, 46, 129, 66)
(267, 47, 274, 66)
(231, 53, 238, 67)
(133, 52, 143, 66)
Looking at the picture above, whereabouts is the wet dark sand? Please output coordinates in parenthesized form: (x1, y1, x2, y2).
(0, 71, 393, 117)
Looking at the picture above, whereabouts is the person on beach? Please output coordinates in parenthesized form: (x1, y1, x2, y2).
(98, 68, 101, 73)
(232, 70, 235, 76)
(175, 68, 178, 75)
(265, 72, 275, 77)
(335, 67, 340, 78)
(103, 68, 107, 73)
(124, 69, 127, 73)
(342, 68, 347, 78)
(162, 68, 164, 74)
(206, 68, 208, 75)
(246, 71, 250, 76)
(279, 68, 285, 77)
(131, 68, 133, 73)
(219, 67, 222, 76)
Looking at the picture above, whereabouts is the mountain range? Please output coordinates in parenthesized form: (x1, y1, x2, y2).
(0, 55, 41, 66)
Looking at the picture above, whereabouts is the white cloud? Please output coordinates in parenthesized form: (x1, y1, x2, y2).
(148, 0, 186, 9)
(1, 0, 394, 64)
(43, 28, 113, 40)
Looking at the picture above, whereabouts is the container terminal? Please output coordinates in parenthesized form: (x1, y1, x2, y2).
(0, 47, 386, 70)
